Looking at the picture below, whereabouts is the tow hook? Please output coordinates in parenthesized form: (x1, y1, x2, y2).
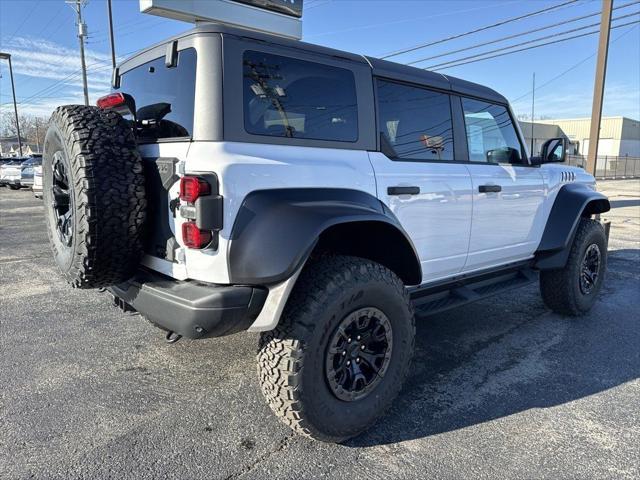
(165, 331, 182, 344)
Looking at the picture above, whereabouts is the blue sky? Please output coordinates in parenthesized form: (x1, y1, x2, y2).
(1, 0, 639, 122)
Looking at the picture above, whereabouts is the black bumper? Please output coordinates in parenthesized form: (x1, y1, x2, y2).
(109, 269, 267, 339)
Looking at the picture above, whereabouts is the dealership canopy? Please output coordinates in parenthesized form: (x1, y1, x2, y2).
(139, 0, 304, 39)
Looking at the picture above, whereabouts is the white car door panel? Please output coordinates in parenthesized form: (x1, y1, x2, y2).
(464, 164, 546, 270)
(459, 97, 547, 272)
(369, 153, 473, 282)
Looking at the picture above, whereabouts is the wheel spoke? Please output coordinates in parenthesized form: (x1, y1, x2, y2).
(325, 307, 392, 401)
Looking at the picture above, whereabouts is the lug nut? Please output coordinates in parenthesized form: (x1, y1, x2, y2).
(346, 360, 351, 366)
(348, 338, 352, 343)
(361, 345, 365, 350)
(356, 335, 361, 341)
(342, 351, 347, 356)
(356, 358, 361, 363)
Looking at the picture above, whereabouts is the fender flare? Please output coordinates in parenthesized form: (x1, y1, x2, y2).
(227, 188, 421, 285)
(534, 183, 610, 270)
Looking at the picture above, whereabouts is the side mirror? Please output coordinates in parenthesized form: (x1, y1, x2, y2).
(536, 137, 566, 164)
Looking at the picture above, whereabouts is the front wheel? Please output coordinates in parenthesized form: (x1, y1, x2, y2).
(540, 218, 607, 316)
(257, 255, 415, 442)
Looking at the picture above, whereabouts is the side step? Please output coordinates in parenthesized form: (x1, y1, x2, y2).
(410, 265, 538, 318)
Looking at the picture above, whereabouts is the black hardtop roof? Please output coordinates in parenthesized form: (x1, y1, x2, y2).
(122, 23, 507, 104)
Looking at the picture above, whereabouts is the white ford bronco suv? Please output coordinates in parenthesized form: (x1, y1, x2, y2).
(42, 23, 610, 443)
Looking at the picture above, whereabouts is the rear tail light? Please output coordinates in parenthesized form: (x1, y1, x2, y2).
(179, 176, 211, 203)
(96, 92, 126, 109)
(182, 222, 212, 249)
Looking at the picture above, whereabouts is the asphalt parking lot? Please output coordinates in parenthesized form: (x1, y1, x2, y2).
(1, 180, 639, 479)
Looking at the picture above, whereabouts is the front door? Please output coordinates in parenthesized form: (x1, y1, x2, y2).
(369, 79, 473, 283)
(459, 97, 546, 271)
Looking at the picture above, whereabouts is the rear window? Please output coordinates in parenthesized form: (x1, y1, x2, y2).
(242, 50, 358, 142)
(118, 48, 197, 140)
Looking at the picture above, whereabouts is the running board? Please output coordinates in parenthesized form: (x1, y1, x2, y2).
(410, 264, 538, 318)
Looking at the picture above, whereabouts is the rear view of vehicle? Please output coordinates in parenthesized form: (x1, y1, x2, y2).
(19, 155, 42, 189)
(32, 164, 43, 198)
(0, 159, 24, 189)
(40, 22, 609, 444)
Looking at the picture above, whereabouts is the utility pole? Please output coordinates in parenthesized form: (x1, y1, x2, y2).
(530, 72, 535, 156)
(587, 0, 613, 175)
(67, 0, 89, 106)
(107, 0, 116, 70)
(35, 118, 40, 153)
(0, 52, 23, 156)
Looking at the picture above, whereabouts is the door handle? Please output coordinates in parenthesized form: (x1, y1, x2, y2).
(388, 186, 420, 195)
(478, 184, 502, 193)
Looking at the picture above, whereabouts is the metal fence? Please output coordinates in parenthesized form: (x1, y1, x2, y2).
(565, 155, 640, 180)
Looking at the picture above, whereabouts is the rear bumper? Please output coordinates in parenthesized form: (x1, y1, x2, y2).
(0, 178, 21, 186)
(109, 269, 268, 339)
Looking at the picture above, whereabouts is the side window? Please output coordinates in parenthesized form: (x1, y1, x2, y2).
(461, 98, 524, 164)
(376, 79, 454, 161)
(242, 51, 358, 142)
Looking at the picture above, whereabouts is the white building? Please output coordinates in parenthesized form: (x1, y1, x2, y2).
(538, 116, 640, 157)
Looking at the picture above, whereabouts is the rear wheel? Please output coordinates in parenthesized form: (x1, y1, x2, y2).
(43, 105, 146, 288)
(257, 255, 415, 442)
(540, 218, 607, 316)
(9, 185, 20, 190)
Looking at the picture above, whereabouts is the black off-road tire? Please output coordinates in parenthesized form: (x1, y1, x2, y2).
(43, 105, 146, 289)
(540, 218, 607, 316)
(257, 255, 415, 443)
(9, 185, 20, 190)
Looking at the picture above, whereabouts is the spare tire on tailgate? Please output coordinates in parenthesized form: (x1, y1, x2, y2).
(43, 105, 146, 288)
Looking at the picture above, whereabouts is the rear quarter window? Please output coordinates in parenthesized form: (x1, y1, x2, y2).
(118, 48, 197, 141)
(242, 50, 358, 143)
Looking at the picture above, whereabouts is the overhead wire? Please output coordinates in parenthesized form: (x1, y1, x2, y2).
(379, 0, 581, 59)
(508, 24, 640, 104)
(425, 10, 640, 70)
(406, 0, 639, 66)
(429, 18, 640, 71)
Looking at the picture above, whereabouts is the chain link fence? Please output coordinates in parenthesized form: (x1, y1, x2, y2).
(565, 155, 640, 180)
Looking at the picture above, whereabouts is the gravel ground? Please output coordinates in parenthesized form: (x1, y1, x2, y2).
(1, 180, 639, 479)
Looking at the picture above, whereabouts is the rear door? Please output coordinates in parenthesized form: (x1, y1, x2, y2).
(458, 97, 546, 271)
(368, 79, 472, 282)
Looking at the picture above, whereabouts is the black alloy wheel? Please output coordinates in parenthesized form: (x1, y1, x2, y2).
(50, 151, 73, 247)
(579, 243, 601, 295)
(325, 307, 393, 402)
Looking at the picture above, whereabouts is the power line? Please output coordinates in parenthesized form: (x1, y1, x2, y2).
(380, 0, 580, 59)
(430, 18, 640, 72)
(425, 10, 640, 70)
(509, 24, 640, 104)
(407, 0, 639, 66)
(3, 0, 43, 46)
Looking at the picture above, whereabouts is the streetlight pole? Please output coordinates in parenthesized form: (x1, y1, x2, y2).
(0, 52, 23, 157)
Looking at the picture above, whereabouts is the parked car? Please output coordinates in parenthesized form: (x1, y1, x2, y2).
(33, 165, 43, 198)
(42, 24, 611, 443)
(0, 158, 26, 189)
(19, 155, 43, 189)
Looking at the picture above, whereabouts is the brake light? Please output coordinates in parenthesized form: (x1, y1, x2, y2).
(96, 92, 126, 109)
(179, 176, 211, 203)
(182, 222, 212, 249)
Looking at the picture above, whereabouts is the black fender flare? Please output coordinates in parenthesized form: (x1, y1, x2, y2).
(534, 183, 610, 270)
(227, 188, 421, 285)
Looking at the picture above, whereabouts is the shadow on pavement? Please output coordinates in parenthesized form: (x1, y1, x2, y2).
(610, 199, 640, 209)
(349, 248, 640, 447)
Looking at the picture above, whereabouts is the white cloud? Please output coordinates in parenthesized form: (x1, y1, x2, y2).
(1, 35, 114, 117)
